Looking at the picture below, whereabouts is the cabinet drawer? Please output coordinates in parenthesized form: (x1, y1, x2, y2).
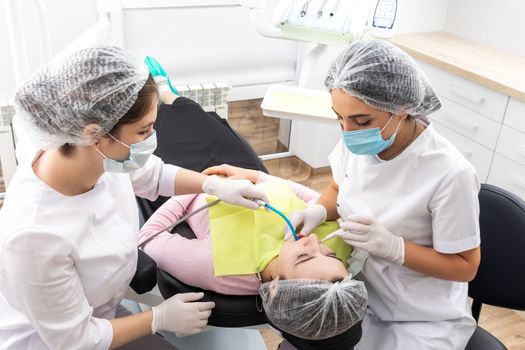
(430, 97, 501, 149)
(505, 98, 525, 133)
(496, 125, 525, 167)
(488, 155, 525, 201)
(417, 61, 508, 123)
(432, 121, 492, 180)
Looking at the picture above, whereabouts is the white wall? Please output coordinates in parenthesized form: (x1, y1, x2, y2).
(444, 0, 525, 58)
(0, 0, 98, 100)
(122, 5, 298, 88)
(0, 7, 16, 100)
(0, 0, 298, 101)
(395, 0, 449, 34)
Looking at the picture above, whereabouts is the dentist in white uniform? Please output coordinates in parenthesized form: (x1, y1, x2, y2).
(0, 46, 267, 350)
(287, 40, 481, 349)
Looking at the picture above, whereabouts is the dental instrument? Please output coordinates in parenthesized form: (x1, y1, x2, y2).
(329, 0, 341, 17)
(341, 15, 353, 35)
(322, 0, 341, 31)
(300, 0, 310, 17)
(340, 0, 354, 34)
(321, 228, 343, 242)
(139, 198, 221, 248)
(272, 0, 294, 25)
(254, 199, 299, 241)
(317, 0, 328, 17)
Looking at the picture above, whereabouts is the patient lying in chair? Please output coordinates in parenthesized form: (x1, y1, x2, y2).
(138, 164, 367, 341)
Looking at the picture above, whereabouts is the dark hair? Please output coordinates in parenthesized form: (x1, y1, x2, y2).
(109, 74, 158, 136)
(59, 74, 158, 156)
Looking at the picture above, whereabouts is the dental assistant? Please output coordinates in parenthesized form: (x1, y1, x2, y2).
(287, 40, 481, 349)
(0, 46, 267, 350)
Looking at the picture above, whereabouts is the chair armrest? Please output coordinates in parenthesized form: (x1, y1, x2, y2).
(157, 269, 266, 327)
(465, 326, 507, 350)
(130, 249, 157, 294)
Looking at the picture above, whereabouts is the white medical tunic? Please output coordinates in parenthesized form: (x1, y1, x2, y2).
(0, 154, 178, 350)
(329, 125, 480, 349)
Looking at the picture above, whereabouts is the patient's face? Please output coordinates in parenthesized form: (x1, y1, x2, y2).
(276, 234, 348, 281)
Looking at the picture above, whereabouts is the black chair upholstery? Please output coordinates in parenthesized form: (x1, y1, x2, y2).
(130, 249, 158, 294)
(465, 184, 525, 350)
(157, 269, 266, 327)
(465, 326, 506, 350)
(136, 97, 268, 221)
(130, 97, 268, 326)
(155, 220, 267, 327)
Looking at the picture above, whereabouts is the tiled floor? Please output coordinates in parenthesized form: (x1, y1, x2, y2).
(228, 99, 525, 350)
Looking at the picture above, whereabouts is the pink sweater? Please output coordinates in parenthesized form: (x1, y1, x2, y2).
(138, 172, 320, 295)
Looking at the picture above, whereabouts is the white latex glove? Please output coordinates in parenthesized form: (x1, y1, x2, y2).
(284, 204, 327, 240)
(336, 215, 405, 265)
(347, 248, 369, 277)
(202, 175, 269, 210)
(151, 292, 215, 336)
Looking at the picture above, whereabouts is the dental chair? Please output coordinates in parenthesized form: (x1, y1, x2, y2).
(130, 97, 365, 350)
(136, 97, 269, 222)
(130, 97, 270, 328)
(465, 184, 525, 350)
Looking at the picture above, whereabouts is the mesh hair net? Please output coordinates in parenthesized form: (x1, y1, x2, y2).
(260, 276, 367, 340)
(325, 39, 441, 118)
(14, 45, 149, 150)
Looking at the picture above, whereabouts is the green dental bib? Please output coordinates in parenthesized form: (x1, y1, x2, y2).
(207, 180, 352, 276)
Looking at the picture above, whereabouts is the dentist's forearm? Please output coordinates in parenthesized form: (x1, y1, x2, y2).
(174, 168, 207, 195)
(403, 241, 480, 282)
(109, 310, 153, 349)
(316, 180, 340, 221)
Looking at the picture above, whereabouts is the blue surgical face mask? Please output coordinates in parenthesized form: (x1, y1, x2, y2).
(96, 131, 157, 173)
(342, 114, 401, 155)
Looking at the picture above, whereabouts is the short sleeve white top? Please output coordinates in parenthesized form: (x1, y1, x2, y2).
(0, 154, 178, 350)
(329, 124, 480, 321)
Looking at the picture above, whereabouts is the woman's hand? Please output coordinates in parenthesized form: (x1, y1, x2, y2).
(337, 215, 405, 265)
(338, 215, 480, 282)
(284, 204, 327, 240)
(151, 292, 215, 337)
(202, 164, 259, 183)
(202, 175, 268, 210)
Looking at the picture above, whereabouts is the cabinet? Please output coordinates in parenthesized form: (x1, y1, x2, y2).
(416, 61, 525, 200)
(490, 99, 525, 199)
